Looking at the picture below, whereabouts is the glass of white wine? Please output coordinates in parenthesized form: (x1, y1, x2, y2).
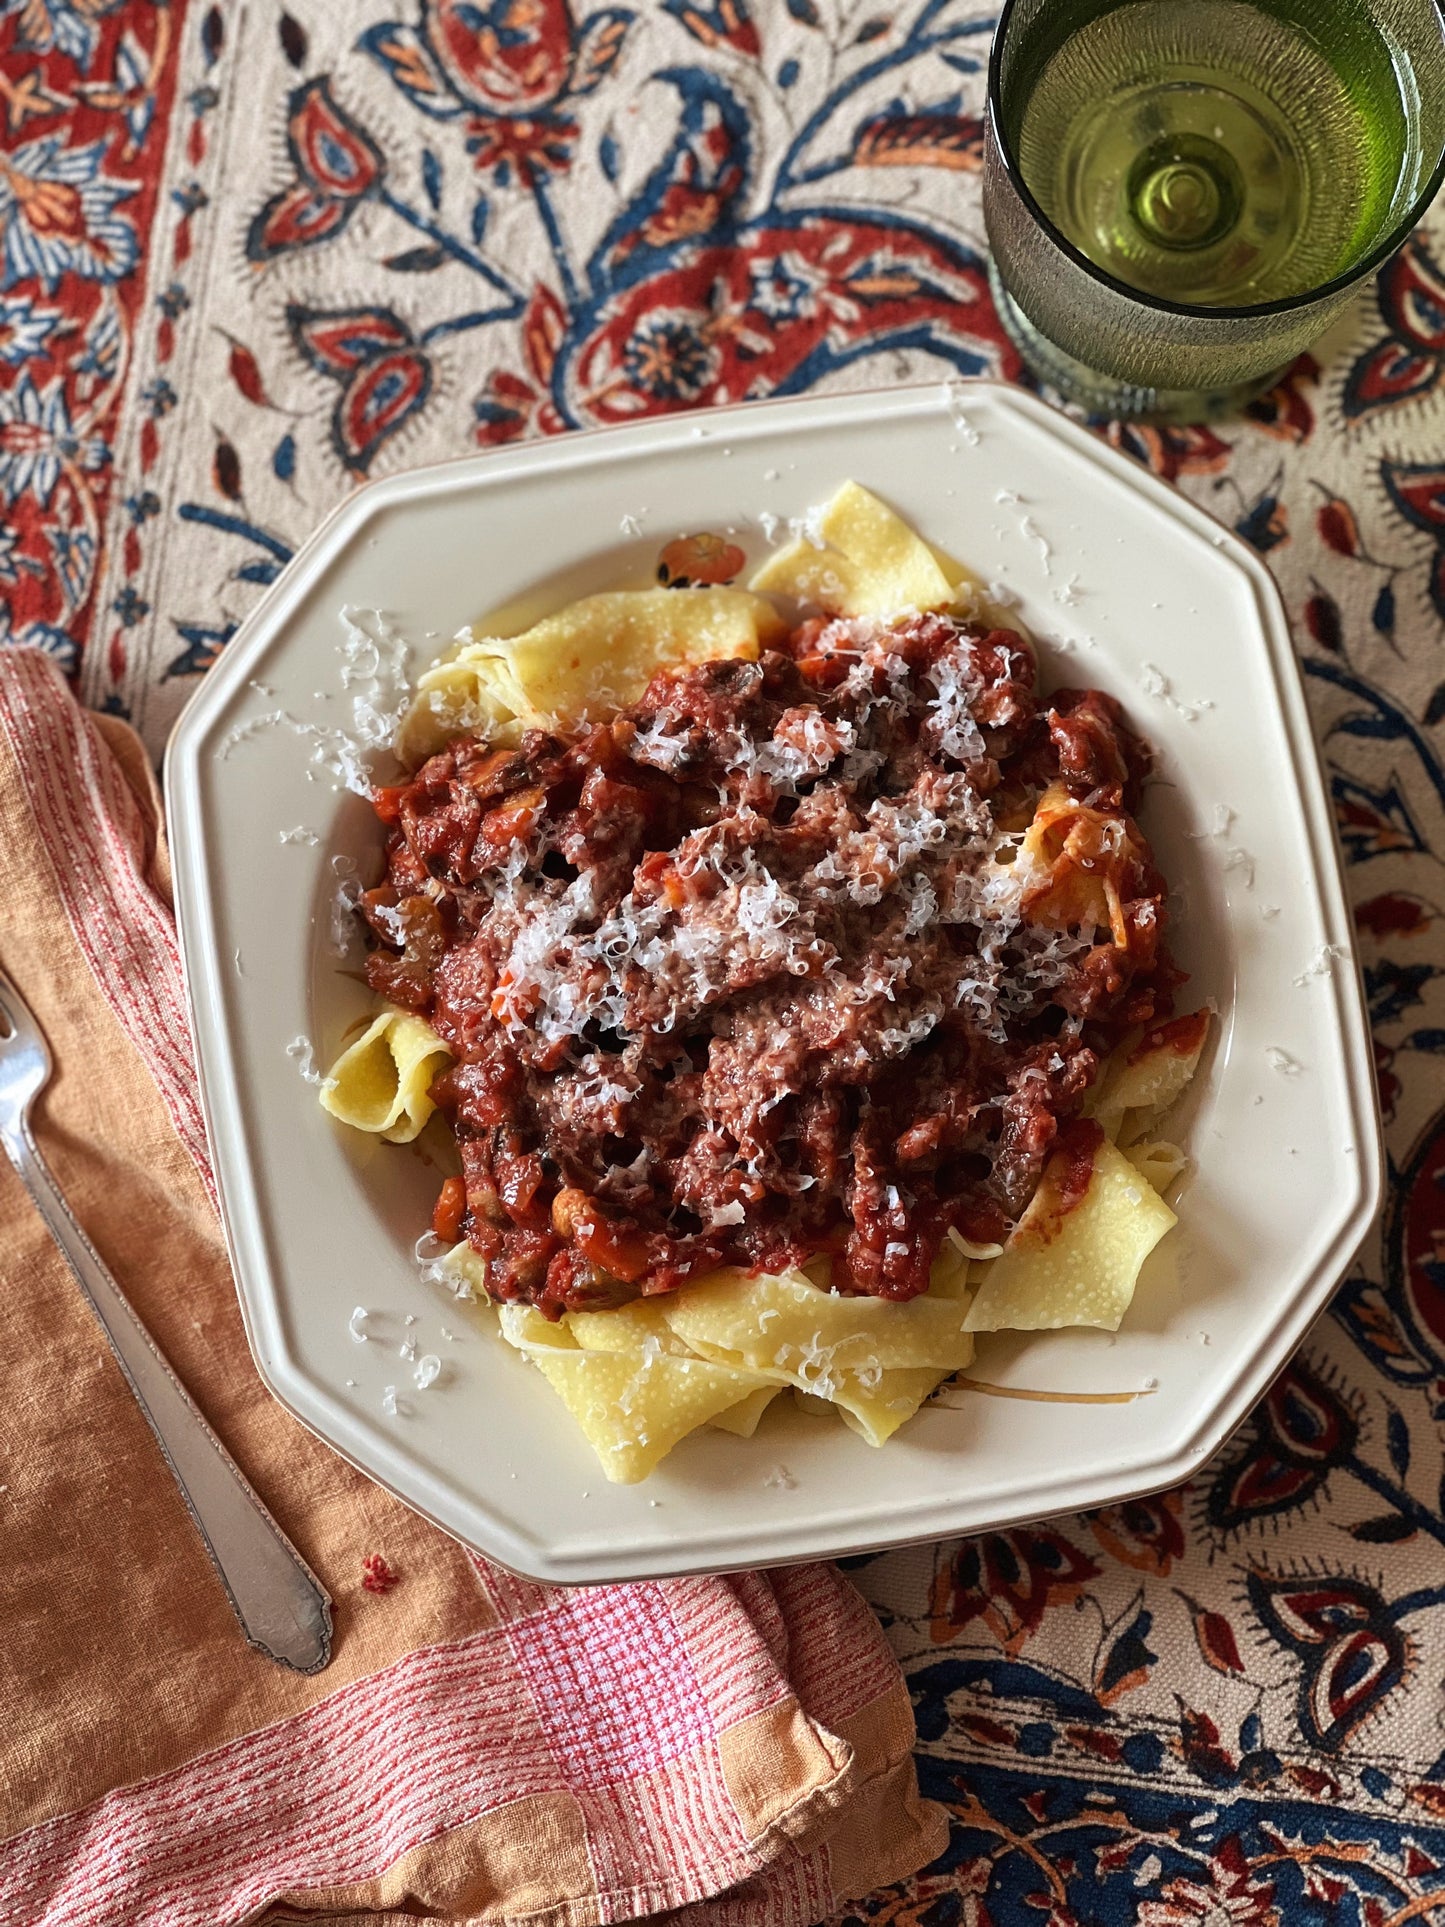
(984, 0, 1445, 422)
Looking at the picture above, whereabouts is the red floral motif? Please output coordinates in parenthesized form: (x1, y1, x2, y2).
(1245, 1567, 1408, 1751)
(1381, 459, 1445, 619)
(290, 80, 384, 197)
(430, 0, 576, 112)
(1316, 490, 1363, 558)
(474, 283, 568, 443)
(1137, 1838, 1279, 1925)
(931, 1526, 1100, 1653)
(1356, 893, 1435, 941)
(286, 303, 432, 473)
(362, 0, 628, 146)
(624, 117, 745, 254)
(363, 1, 632, 184)
(569, 217, 1011, 421)
(1087, 1489, 1186, 1576)
(0, 0, 187, 657)
(1344, 233, 1445, 419)
(1180, 1593, 1248, 1677)
(1204, 1358, 1359, 1537)
(473, 217, 1012, 446)
(854, 110, 985, 172)
(246, 78, 385, 262)
(1103, 419, 1232, 484)
(1398, 1107, 1445, 1360)
(665, 0, 762, 58)
(1243, 353, 1318, 443)
(290, 306, 412, 374)
(466, 109, 578, 184)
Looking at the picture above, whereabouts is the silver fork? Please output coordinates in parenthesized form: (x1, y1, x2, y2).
(0, 963, 332, 1674)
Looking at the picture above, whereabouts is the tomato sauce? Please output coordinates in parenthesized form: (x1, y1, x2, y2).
(359, 612, 1181, 1314)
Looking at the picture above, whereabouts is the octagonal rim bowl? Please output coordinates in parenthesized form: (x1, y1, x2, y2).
(165, 380, 1382, 1584)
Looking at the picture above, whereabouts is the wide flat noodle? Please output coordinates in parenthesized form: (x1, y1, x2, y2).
(965, 1135, 1176, 1333)
(396, 654, 529, 766)
(1093, 1011, 1211, 1135)
(834, 1366, 956, 1447)
(1124, 1139, 1188, 1194)
(710, 1386, 782, 1437)
(750, 481, 955, 617)
(398, 587, 783, 762)
(497, 1302, 575, 1350)
(931, 1237, 979, 1295)
(320, 1009, 451, 1143)
(483, 1258, 972, 1471)
(494, 1303, 773, 1483)
(663, 1267, 976, 1378)
(435, 1241, 488, 1299)
(566, 1299, 693, 1357)
(661, 1268, 971, 1446)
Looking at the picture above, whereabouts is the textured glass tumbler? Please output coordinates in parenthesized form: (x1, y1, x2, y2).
(984, 0, 1445, 422)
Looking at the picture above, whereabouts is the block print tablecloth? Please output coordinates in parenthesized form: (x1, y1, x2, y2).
(5, 2, 1445, 1918)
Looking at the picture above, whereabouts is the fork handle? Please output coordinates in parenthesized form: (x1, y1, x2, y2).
(3, 1118, 332, 1674)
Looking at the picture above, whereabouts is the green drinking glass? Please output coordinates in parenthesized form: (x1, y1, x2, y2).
(983, 0, 1445, 422)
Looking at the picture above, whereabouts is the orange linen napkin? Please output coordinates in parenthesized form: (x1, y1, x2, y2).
(0, 647, 945, 1927)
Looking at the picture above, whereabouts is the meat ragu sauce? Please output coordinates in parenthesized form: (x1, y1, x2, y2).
(361, 611, 1181, 1316)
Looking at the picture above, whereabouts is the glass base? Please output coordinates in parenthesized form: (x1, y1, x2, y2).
(989, 262, 1283, 425)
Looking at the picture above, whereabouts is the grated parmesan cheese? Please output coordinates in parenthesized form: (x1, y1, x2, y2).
(1019, 515, 1052, 575)
(942, 378, 981, 446)
(1292, 942, 1346, 987)
(1140, 662, 1214, 723)
(790, 505, 829, 550)
(286, 1036, 326, 1086)
(1188, 803, 1235, 840)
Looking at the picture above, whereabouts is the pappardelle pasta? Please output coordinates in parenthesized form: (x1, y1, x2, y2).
(321, 484, 1209, 1482)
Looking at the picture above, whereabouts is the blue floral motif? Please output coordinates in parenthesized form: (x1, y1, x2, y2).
(620, 309, 720, 401)
(747, 249, 827, 320)
(0, 294, 63, 366)
(0, 0, 124, 65)
(0, 374, 107, 506)
(0, 136, 140, 292)
(109, 28, 157, 150)
(46, 523, 93, 607)
(72, 298, 121, 379)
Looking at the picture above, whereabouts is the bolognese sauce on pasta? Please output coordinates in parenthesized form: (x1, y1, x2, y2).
(319, 483, 1208, 1478)
(358, 609, 1180, 1317)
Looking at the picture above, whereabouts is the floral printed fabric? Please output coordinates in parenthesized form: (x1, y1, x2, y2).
(4, 0, 1445, 1918)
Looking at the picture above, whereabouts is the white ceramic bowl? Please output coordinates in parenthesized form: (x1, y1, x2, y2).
(166, 383, 1382, 1584)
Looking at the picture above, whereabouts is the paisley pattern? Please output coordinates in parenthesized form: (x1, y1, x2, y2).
(4, 1, 1445, 1916)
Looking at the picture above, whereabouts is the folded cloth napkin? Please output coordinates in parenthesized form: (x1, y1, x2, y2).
(0, 648, 945, 1927)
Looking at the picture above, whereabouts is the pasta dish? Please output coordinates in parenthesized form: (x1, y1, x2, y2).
(320, 484, 1209, 1480)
